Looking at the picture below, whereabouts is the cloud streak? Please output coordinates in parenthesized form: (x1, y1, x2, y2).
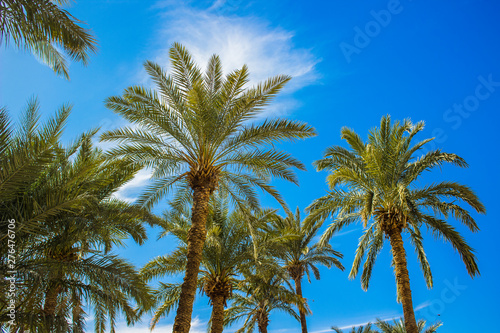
(112, 168, 152, 203)
(146, 2, 319, 118)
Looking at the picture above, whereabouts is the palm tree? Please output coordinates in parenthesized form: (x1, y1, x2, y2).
(101, 43, 316, 332)
(0, 98, 72, 238)
(306, 116, 485, 333)
(270, 208, 344, 333)
(141, 197, 255, 333)
(1, 126, 158, 331)
(0, 0, 97, 79)
(375, 318, 442, 333)
(224, 271, 304, 333)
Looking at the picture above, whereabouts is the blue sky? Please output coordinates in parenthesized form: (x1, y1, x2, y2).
(1, 0, 500, 332)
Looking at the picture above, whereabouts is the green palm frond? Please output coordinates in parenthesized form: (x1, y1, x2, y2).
(0, 0, 98, 79)
(307, 114, 485, 303)
(100, 43, 315, 212)
(0, 123, 157, 332)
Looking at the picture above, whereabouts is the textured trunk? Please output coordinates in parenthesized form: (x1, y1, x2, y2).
(43, 281, 63, 315)
(173, 185, 212, 333)
(388, 230, 418, 333)
(257, 312, 269, 333)
(294, 276, 308, 333)
(209, 293, 225, 333)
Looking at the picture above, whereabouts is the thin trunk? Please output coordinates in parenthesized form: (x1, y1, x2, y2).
(173, 185, 212, 333)
(209, 293, 225, 333)
(294, 275, 308, 333)
(388, 230, 418, 333)
(257, 311, 269, 333)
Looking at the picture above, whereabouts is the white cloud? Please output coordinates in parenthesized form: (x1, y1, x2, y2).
(415, 300, 432, 311)
(335, 228, 361, 237)
(144, 2, 319, 117)
(113, 168, 153, 203)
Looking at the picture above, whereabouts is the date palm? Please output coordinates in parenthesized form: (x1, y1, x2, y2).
(1, 132, 157, 332)
(0, 0, 97, 79)
(224, 271, 304, 333)
(101, 43, 316, 332)
(375, 318, 442, 333)
(0, 99, 72, 238)
(141, 197, 255, 333)
(306, 116, 485, 333)
(270, 208, 344, 333)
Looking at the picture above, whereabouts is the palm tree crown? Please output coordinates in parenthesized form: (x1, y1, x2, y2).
(307, 116, 485, 333)
(101, 43, 315, 211)
(0, 103, 157, 332)
(270, 208, 344, 333)
(141, 197, 254, 333)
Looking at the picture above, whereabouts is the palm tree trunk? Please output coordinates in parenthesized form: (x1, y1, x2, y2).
(173, 185, 212, 333)
(294, 276, 308, 333)
(257, 312, 269, 333)
(388, 230, 418, 333)
(43, 280, 63, 315)
(209, 293, 225, 333)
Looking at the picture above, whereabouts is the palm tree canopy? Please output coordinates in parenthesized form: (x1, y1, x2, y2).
(270, 207, 344, 283)
(306, 115, 485, 290)
(140, 196, 255, 329)
(0, 111, 158, 332)
(0, 0, 97, 79)
(101, 43, 316, 212)
(224, 271, 303, 333)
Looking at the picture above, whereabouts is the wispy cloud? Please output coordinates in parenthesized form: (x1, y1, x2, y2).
(113, 168, 152, 203)
(144, 1, 319, 118)
(415, 300, 432, 311)
(335, 228, 361, 237)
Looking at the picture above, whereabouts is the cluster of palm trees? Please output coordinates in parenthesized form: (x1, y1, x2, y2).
(0, 2, 486, 333)
(141, 197, 342, 333)
(0, 99, 159, 331)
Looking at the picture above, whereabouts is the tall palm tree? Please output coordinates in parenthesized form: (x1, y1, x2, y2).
(141, 197, 255, 333)
(270, 208, 344, 333)
(101, 43, 316, 332)
(306, 116, 485, 333)
(0, 0, 97, 79)
(375, 318, 442, 333)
